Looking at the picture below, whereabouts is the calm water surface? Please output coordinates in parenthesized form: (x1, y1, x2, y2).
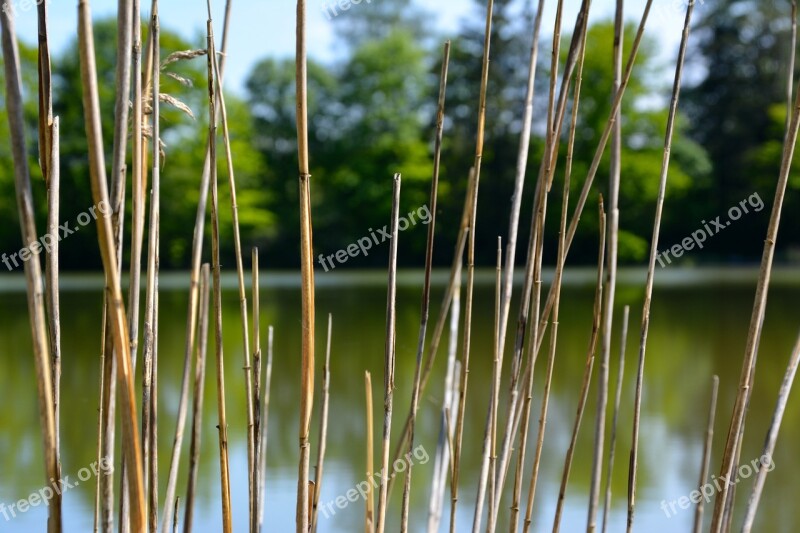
(1, 268, 799, 532)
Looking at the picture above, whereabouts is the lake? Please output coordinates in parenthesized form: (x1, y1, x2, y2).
(1, 267, 799, 532)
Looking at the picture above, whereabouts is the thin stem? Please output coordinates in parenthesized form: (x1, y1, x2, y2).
(692, 375, 719, 533)
(375, 174, 402, 533)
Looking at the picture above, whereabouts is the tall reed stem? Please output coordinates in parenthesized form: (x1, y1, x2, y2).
(184, 264, 211, 533)
(1, 8, 60, 533)
(628, 5, 694, 531)
(365, 371, 375, 533)
(400, 40, 450, 533)
(692, 375, 719, 533)
(375, 174, 401, 533)
(311, 314, 332, 532)
(600, 305, 630, 533)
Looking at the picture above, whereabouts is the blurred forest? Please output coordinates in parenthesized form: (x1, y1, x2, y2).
(1, 0, 799, 270)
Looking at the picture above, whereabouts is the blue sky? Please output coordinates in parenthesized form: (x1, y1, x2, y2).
(8, 0, 693, 95)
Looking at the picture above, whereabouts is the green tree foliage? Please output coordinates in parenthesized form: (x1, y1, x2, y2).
(683, 0, 797, 260)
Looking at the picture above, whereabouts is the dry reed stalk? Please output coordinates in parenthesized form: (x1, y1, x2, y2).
(207, 17, 257, 528)
(588, 1, 624, 529)
(365, 371, 375, 533)
(387, 168, 474, 497)
(36, 0, 61, 485)
(146, 14, 161, 532)
(481, 0, 547, 514)
(692, 375, 719, 533)
(1, 8, 60, 533)
(311, 314, 333, 532)
(553, 198, 605, 533)
(427, 254, 463, 533)
(506, 2, 572, 528)
(258, 325, 274, 530)
(77, 1, 148, 530)
(787, 0, 797, 137)
(741, 333, 800, 532)
(184, 264, 211, 533)
(482, 237, 502, 532)
(263, 327, 274, 520)
(492, 3, 593, 514)
(600, 305, 630, 533)
(295, 1, 317, 531)
(713, 5, 800, 531)
(528, 0, 655, 367)
(627, 4, 694, 531)
(94, 1, 133, 529)
(450, 1, 494, 529)
(205, 17, 233, 533)
(252, 249, 263, 533)
(399, 41, 450, 533)
(375, 174, 402, 533)
(160, 2, 233, 530)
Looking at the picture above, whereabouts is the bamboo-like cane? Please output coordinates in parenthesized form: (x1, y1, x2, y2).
(207, 14, 257, 528)
(184, 264, 211, 533)
(482, 237, 502, 532)
(252, 249, 263, 533)
(527, 0, 655, 376)
(600, 305, 630, 533)
(588, 0, 624, 529)
(741, 333, 800, 532)
(553, 198, 605, 533)
(311, 314, 332, 533)
(399, 40, 450, 533)
(427, 250, 463, 533)
(36, 0, 61, 493)
(1, 8, 60, 533)
(509, 2, 571, 528)
(551, 40, 594, 533)
(492, 3, 593, 516)
(142, 13, 162, 532)
(365, 371, 375, 533)
(77, 1, 148, 531)
(628, 7, 695, 532)
(206, 17, 232, 533)
(375, 174, 401, 533)
(450, 1, 494, 530)
(296, 1, 317, 531)
(692, 375, 719, 533)
(160, 2, 233, 530)
(258, 326, 274, 531)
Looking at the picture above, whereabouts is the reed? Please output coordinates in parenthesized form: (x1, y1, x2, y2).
(399, 40, 449, 533)
(160, 2, 233, 530)
(375, 174, 401, 533)
(258, 325, 275, 531)
(184, 264, 211, 533)
(295, 1, 317, 530)
(1, 7, 60, 533)
(77, 0, 148, 529)
(450, 0, 494, 529)
(206, 15, 233, 532)
(600, 305, 630, 533)
(693, 375, 719, 533)
(588, 0, 624, 528)
(741, 332, 800, 532)
(365, 371, 375, 533)
(252, 249, 263, 533)
(311, 314, 333, 533)
(627, 3, 694, 530)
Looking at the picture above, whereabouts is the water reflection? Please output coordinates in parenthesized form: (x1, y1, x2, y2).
(0, 269, 798, 532)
